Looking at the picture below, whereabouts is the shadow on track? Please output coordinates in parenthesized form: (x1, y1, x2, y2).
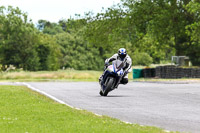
(96, 95, 130, 97)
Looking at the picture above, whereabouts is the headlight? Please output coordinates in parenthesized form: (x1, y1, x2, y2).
(107, 65, 113, 72)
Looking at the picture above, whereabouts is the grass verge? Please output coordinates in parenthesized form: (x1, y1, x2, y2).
(0, 70, 199, 83)
(0, 70, 102, 82)
(0, 85, 175, 133)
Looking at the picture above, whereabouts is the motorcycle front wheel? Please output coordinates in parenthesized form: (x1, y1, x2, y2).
(102, 77, 114, 96)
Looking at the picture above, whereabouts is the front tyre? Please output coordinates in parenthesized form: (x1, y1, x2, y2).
(99, 91, 103, 96)
(103, 77, 114, 96)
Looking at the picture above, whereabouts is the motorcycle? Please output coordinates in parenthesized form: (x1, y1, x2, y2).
(99, 60, 125, 96)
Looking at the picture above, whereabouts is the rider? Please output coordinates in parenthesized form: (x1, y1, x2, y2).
(99, 48, 132, 84)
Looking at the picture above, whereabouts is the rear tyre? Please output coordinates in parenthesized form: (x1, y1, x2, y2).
(103, 77, 114, 96)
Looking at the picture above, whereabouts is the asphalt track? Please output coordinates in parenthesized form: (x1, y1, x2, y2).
(2, 81, 200, 132)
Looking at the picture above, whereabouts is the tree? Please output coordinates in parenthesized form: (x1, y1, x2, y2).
(36, 34, 62, 70)
(55, 32, 104, 70)
(0, 6, 62, 71)
(0, 6, 40, 70)
(37, 19, 64, 35)
(84, 5, 133, 59)
(46, 18, 104, 70)
(185, 0, 200, 65)
(122, 0, 195, 62)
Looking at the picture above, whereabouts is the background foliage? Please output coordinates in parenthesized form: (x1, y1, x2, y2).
(0, 0, 200, 71)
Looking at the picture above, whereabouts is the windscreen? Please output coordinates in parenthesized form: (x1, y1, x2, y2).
(112, 60, 124, 72)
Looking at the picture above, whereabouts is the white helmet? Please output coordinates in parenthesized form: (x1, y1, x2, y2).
(118, 48, 127, 60)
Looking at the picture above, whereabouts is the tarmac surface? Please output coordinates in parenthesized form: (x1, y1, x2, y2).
(1, 81, 200, 133)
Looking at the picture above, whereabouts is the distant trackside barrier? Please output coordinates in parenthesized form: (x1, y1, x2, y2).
(133, 65, 200, 79)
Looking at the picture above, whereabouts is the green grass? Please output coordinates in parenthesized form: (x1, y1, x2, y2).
(0, 69, 133, 82)
(0, 70, 103, 82)
(0, 69, 200, 83)
(0, 85, 175, 133)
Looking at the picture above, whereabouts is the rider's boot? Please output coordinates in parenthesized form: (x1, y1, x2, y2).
(120, 78, 128, 85)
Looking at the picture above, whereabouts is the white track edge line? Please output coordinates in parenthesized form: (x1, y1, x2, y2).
(22, 83, 103, 117)
(22, 83, 78, 109)
(21, 82, 171, 132)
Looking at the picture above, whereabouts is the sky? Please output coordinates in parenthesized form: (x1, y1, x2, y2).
(0, 0, 121, 24)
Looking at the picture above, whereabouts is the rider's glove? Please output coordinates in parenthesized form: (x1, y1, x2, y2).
(124, 71, 128, 75)
(105, 62, 109, 66)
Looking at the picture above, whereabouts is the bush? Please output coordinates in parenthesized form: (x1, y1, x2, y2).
(132, 52, 153, 66)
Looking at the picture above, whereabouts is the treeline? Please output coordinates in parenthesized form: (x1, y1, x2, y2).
(0, 0, 200, 71)
(83, 0, 200, 66)
(0, 6, 61, 71)
(0, 6, 103, 71)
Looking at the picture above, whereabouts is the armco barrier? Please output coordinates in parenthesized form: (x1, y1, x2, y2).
(142, 66, 200, 79)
